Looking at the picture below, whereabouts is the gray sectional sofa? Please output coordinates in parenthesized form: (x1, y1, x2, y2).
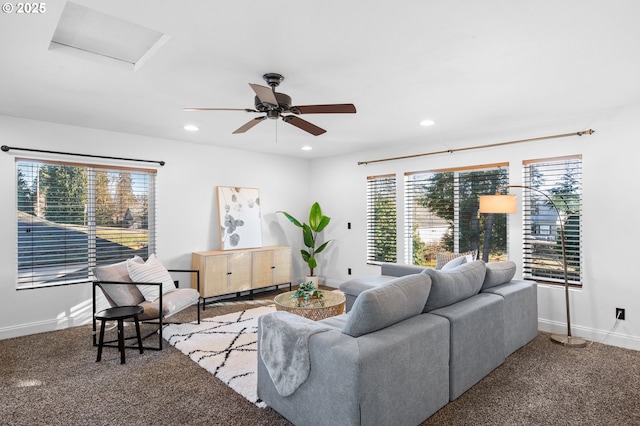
(257, 260, 538, 425)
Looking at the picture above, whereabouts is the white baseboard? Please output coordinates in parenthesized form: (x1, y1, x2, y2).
(538, 319, 640, 351)
(0, 316, 89, 341)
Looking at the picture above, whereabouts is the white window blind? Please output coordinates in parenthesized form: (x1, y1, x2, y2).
(16, 159, 157, 289)
(523, 155, 582, 285)
(366, 174, 397, 263)
(405, 163, 509, 266)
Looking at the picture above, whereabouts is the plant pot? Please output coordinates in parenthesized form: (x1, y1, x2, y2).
(305, 275, 319, 287)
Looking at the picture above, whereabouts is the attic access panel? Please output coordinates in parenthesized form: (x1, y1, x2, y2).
(50, 2, 169, 71)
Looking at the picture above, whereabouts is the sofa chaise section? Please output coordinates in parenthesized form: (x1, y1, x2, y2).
(257, 274, 451, 426)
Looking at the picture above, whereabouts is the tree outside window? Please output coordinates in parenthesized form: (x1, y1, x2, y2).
(16, 160, 156, 288)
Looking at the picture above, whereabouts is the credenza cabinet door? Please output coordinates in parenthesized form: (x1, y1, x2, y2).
(228, 251, 252, 292)
(202, 254, 228, 297)
(272, 248, 292, 286)
(251, 247, 292, 289)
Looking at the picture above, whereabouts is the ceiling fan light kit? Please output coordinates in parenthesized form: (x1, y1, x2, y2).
(185, 73, 356, 136)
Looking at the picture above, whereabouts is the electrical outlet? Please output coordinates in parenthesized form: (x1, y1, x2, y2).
(616, 308, 625, 320)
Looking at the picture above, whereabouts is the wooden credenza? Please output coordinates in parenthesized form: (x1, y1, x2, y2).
(191, 246, 292, 302)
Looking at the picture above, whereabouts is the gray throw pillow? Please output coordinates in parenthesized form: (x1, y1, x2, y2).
(342, 274, 432, 338)
(435, 250, 477, 270)
(422, 260, 486, 312)
(481, 261, 517, 290)
(441, 255, 467, 271)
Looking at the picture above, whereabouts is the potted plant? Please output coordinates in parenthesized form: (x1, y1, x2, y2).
(278, 202, 331, 285)
(290, 281, 325, 307)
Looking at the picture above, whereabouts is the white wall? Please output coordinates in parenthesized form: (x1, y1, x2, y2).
(3, 104, 640, 351)
(312, 103, 640, 350)
(0, 115, 311, 339)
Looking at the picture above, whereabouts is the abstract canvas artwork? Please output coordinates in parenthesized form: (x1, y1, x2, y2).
(216, 186, 262, 250)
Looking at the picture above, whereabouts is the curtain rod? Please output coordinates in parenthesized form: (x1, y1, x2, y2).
(357, 129, 595, 166)
(1, 145, 165, 166)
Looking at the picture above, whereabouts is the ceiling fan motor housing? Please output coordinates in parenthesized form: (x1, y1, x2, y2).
(254, 92, 292, 118)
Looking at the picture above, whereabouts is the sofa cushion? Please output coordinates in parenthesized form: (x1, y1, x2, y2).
(93, 257, 145, 307)
(342, 274, 432, 338)
(127, 254, 176, 302)
(435, 250, 477, 270)
(482, 261, 517, 290)
(422, 260, 486, 312)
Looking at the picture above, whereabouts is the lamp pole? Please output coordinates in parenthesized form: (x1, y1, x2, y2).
(496, 185, 586, 348)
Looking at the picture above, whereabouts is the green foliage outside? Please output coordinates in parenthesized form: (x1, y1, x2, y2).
(370, 179, 397, 263)
(411, 169, 509, 266)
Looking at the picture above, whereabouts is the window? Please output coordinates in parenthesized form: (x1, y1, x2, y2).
(523, 155, 582, 285)
(16, 159, 156, 289)
(366, 174, 397, 263)
(405, 163, 509, 266)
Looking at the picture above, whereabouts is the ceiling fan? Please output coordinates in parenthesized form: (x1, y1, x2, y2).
(184, 73, 356, 136)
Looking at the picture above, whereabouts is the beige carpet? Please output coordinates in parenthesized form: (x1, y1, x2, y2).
(1, 289, 640, 425)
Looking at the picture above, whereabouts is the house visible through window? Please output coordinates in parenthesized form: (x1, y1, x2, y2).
(16, 159, 156, 289)
(523, 155, 582, 285)
(366, 174, 397, 263)
(405, 163, 509, 267)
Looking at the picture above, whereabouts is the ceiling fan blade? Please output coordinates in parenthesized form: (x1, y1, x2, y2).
(184, 107, 258, 112)
(232, 116, 267, 134)
(249, 83, 278, 106)
(291, 104, 357, 114)
(282, 115, 326, 136)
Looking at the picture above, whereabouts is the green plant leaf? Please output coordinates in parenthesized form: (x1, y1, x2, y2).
(307, 257, 317, 269)
(301, 250, 311, 262)
(315, 240, 331, 254)
(308, 202, 322, 230)
(302, 224, 314, 248)
(277, 211, 303, 228)
(315, 215, 331, 233)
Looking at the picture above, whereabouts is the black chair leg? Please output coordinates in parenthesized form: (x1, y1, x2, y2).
(117, 318, 125, 364)
(134, 316, 143, 354)
(96, 319, 106, 362)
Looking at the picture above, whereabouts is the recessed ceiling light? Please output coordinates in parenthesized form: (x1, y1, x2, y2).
(301, 146, 312, 151)
(184, 125, 199, 131)
(420, 119, 435, 127)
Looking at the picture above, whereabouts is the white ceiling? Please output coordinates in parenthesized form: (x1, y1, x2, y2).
(2, 0, 639, 159)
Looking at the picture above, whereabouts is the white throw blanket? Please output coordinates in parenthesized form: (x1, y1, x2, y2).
(259, 311, 331, 397)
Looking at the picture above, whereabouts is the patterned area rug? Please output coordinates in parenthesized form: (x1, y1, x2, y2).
(162, 304, 276, 408)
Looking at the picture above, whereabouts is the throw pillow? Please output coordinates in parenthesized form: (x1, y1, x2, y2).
(422, 260, 486, 312)
(435, 250, 477, 270)
(342, 274, 432, 338)
(441, 255, 467, 271)
(127, 254, 176, 302)
(481, 261, 517, 290)
(92, 257, 145, 307)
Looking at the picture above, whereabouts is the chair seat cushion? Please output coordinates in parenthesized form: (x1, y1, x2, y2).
(138, 288, 200, 320)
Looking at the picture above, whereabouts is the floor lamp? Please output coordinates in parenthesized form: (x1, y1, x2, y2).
(479, 186, 587, 348)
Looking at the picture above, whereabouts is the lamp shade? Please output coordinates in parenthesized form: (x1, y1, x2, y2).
(478, 194, 517, 214)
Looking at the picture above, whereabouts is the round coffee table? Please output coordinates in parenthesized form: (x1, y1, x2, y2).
(274, 291, 345, 321)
